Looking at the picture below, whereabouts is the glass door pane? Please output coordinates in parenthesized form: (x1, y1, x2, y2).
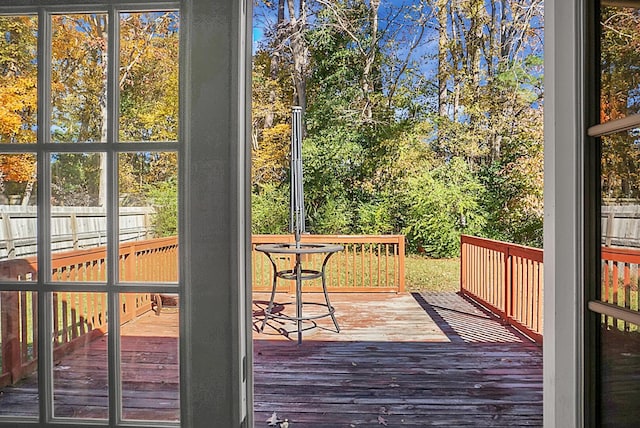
(120, 292, 179, 422)
(0, 6, 181, 424)
(597, 3, 640, 426)
(119, 11, 179, 143)
(0, 291, 38, 417)
(599, 128, 640, 427)
(0, 15, 37, 145)
(51, 13, 108, 144)
(52, 291, 108, 419)
(118, 152, 178, 283)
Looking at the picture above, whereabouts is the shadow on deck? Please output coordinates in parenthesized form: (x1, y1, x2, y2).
(0, 292, 542, 426)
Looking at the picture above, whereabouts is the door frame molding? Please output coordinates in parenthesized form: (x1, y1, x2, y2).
(544, 0, 587, 427)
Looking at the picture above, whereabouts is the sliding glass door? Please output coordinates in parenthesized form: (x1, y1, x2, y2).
(587, 2, 640, 426)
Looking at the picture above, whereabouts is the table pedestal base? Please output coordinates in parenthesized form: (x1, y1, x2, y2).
(256, 243, 343, 344)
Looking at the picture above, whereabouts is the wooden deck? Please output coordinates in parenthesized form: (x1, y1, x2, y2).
(0, 306, 180, 421)
(253, 292, 543, 427)
(0, 292, 542, 426)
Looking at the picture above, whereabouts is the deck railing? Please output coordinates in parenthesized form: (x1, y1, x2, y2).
(461, 235, 640, 344)
(0, 236, 178, 387)
(601, 246, 640, 331)
(252, 234, 405, 293)
(1, 233, 402, 386)
(460, 235, 544, 344)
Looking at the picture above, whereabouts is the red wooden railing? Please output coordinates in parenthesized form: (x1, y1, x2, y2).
(0, 236, 178, 387)
(252, 234, 405, 293)
(460, 235, 544, 344)
(461, 235, 640, 345)
(0, 233, 401, 386)
(601, 246, 640, 331)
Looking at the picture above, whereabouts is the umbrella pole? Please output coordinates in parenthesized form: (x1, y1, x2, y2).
(291, 106, 304, 248)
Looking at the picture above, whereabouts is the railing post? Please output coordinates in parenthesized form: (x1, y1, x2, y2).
(398, 236, 405, 293)
(460, 236, 466, 292)
(2, 213, 15, 259)
(504, 246, 511, 324)
(1, 291, 22, 383)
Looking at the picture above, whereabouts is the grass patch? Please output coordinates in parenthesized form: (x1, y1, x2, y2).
(405, 255, 460, 293)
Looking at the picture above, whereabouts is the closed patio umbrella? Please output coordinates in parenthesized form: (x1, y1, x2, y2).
(255, 106, 341, 344)
(290, 106, 305, 247)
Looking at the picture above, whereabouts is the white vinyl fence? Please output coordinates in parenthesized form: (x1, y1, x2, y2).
(0, 206, 154, 259)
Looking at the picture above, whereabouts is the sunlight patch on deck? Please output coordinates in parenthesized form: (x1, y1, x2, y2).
(253, 292, 450, 342)
(120, 308, 179, 338)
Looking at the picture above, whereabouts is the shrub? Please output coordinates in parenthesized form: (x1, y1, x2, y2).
(402, 157, 486, 257)
(251, 183, 289, 234)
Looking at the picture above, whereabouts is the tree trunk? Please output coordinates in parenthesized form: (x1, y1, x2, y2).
(264, 0, 286, 129)
(20, 165, 36, 206)
(361, 0, 380, 122)
(437, 0, 449, 123)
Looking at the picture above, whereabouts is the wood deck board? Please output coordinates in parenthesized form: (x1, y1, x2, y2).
(0, 292, 542, 426)
(0, 306, 180, 421)
(253, 292, 542, 427)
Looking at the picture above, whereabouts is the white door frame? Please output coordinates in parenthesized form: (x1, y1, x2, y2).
(0, 0, 253, 426)
(181, 0, 252, 426)
(543, 0, 586, 427)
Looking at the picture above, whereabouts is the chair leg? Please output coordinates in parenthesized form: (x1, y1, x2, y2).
(321, 273, 339, 333)
(153, 294, 162, 316)
(260, 272, 278, 332)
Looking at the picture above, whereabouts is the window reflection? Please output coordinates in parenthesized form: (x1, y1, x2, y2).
(599, 4, 640, 424)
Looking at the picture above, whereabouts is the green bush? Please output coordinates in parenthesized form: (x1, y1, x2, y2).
(146, 178, 177, 237)
(308, 196, 352, 235)
(356, 200, 395, 235)
(402, 157, 486, 257)
(251, 183, 289, 234)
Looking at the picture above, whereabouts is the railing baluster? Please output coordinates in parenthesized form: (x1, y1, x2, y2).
(368, 243, 373, 289)
(61, 294, 69, 344)
(32, 294, 38, 362)
(377, 243, 381, 288)
(613, 262, 619, 329)
(53, 293, 60, 345)
(20, 292, 28, 362)
(384, 243, 389, 288)
(603, 260, 610, 327)
(624, 262, 631, 332)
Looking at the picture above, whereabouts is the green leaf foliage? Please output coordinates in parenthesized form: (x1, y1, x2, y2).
(251, 183, 290, 234)
(146, 178, 177, 237)
(402, 157, 486, 258)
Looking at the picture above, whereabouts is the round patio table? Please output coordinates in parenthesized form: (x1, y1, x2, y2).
(255, 243, 343, 344)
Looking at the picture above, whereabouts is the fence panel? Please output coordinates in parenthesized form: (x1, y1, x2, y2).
(252, 234, 405, 293)
(460, 235, 543, 344)
(0, 206, 153, 260)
